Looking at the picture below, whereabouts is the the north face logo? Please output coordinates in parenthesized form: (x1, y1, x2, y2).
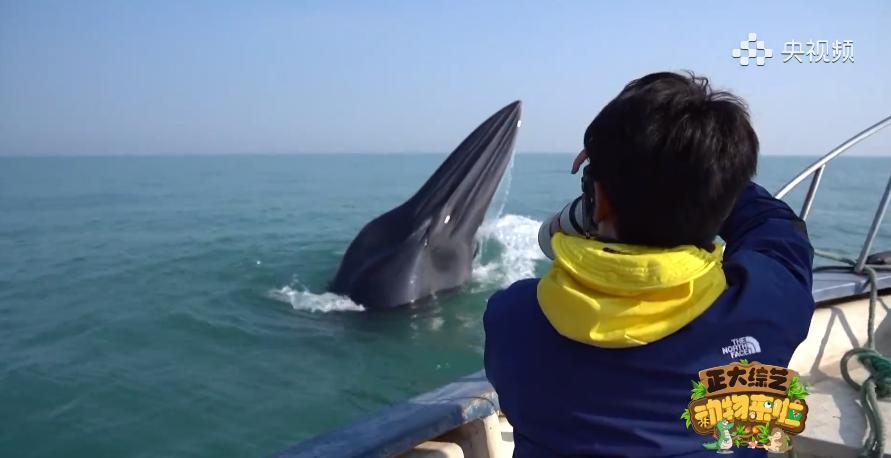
(722, 336, 761, 358)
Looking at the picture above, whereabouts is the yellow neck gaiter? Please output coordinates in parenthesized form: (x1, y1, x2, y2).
(537, 233, 727, 348)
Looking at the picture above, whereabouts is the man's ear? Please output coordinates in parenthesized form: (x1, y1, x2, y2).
(593, 181, 613, 225)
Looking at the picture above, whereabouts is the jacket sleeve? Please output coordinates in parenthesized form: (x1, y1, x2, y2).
(719, 182, 815, 291)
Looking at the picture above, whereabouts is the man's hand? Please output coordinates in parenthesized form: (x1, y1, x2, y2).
(571, 148, 588, 174)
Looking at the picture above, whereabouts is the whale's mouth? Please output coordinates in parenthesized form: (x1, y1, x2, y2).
(405, 101, 522, 239)
(329, 101, 523, 308)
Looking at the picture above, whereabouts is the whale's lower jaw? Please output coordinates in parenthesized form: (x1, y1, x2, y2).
(332, 235, 477, 309)
(329, 101, 522, 309)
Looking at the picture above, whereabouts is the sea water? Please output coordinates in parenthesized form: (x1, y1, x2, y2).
(1, 154, 889, 457)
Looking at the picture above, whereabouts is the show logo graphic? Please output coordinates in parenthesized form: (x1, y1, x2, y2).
(680, 361, 810, 453)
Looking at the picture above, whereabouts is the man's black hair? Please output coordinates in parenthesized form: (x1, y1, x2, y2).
(583, 71, 758, 247)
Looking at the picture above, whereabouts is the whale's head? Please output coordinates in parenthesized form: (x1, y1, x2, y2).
(330, 101, 522, 309)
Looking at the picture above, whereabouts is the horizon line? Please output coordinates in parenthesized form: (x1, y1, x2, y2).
(2, 151, 890, 158)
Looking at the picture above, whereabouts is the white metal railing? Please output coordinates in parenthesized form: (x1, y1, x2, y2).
(774, 114, 891, 272)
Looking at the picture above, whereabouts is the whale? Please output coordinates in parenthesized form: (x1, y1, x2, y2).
(330, 101, 522, 309)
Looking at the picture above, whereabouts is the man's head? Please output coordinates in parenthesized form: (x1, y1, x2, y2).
(583, 71, 758, 247)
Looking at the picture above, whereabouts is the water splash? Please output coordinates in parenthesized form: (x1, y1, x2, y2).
(268, 286, 365, 312)
(472, 214, 546, 288)
(477, 153, 515, 267)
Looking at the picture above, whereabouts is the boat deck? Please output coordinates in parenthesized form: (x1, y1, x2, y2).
(786, 293, 891, 458)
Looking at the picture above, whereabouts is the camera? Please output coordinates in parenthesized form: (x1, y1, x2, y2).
(538, 164, 598, 259)
(538, 194, 598, 259)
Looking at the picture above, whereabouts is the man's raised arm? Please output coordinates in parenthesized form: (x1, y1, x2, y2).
(719, 182, 814, 290)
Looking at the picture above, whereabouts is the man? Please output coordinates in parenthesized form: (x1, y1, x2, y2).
(484, 72, 815, 457)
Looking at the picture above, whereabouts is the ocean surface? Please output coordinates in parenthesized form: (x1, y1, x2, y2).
(1, 154, 889, 457)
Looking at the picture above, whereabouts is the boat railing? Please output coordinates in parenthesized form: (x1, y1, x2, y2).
(774, 115, 891, 273)
(269, 371, 498, 458)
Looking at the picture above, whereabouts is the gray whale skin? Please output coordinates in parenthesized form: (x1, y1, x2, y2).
(329, 101, 522, 309)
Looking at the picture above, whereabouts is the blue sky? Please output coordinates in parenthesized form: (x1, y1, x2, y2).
(1, 1, 889, 156)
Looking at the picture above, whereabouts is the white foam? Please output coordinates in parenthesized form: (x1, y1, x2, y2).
(269, 286, 366, 313)
(472, 214, 546, 288)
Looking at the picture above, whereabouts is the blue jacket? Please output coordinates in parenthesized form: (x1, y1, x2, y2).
(484, 183, 815, 457)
